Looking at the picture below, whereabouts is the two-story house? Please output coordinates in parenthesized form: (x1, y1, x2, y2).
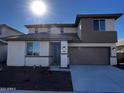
(0, 24, 23, 64)
(6, 13, 122, 67)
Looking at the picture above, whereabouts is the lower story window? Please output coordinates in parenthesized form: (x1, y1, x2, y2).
(26, 41, 40, 56)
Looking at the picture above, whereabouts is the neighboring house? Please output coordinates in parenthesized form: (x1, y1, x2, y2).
(0, 24, 24, 64)
(116, 40, 124, 64)
(116, 40, 124, 53)
(6, 13, 122, 67)
(0, 39, 7, 64)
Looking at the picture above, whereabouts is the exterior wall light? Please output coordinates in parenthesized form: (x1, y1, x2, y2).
(112, 47, 116, 51)
(62, 46, 66, 52)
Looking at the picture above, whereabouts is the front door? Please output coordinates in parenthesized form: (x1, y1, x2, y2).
(51, 42, 61, 66)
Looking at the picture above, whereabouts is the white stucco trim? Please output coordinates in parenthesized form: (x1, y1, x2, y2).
(61, 41, 68, 67)
(7, 41, 50, 66)
(110, 57, 117, 65)
(7, 41, 25, 66)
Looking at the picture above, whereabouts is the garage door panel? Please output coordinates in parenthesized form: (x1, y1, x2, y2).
(69, 47, 110, 65)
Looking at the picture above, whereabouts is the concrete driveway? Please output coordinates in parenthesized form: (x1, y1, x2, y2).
(71, 65, 124, 93)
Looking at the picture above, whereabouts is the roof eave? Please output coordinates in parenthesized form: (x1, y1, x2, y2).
(25, 13, 123, 28)
(25, 24, 76, 28)
(75, 13, 123, 25)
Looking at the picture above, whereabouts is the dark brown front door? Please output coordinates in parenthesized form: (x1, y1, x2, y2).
(51, 42, 61, 65)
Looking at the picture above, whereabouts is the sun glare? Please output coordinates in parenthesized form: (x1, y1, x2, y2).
(30, 0, 47, 16)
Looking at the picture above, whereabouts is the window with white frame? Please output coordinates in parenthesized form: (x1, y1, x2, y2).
(93, 19, 105, 31)
(26, 41, 40, 56)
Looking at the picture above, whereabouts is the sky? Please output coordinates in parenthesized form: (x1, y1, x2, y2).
(0, 0, 124, 40)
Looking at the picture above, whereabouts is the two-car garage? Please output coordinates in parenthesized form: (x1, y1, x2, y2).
(69, 47, 110, 65)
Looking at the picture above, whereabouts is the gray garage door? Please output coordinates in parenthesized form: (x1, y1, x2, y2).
(69, 47, 110, 65)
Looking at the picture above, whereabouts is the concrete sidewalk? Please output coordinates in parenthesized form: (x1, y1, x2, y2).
(71, 65, 124, 93)
(0, 90, 74, 93)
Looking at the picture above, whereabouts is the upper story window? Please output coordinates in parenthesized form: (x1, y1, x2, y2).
(94, 19, 105, 32)
(26, 41, 40, 56)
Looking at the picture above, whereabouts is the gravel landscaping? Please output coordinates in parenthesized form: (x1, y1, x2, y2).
(0, 66, 73, 91)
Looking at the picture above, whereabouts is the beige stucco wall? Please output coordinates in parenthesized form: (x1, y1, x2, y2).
(25, 41, 50, 66)
(7, 41, 25, 66)
(7, 40, 69, 67)
(7, 41, 50, 66)
(39, 41, 49, 56)
(50, 27, 61, 34)
(38, 28, 48, 33)
(28, 27, 77, 34)
(26, 57, 49, 66)
(28, 28, 35, 33)
(63, 27, 77, 33)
